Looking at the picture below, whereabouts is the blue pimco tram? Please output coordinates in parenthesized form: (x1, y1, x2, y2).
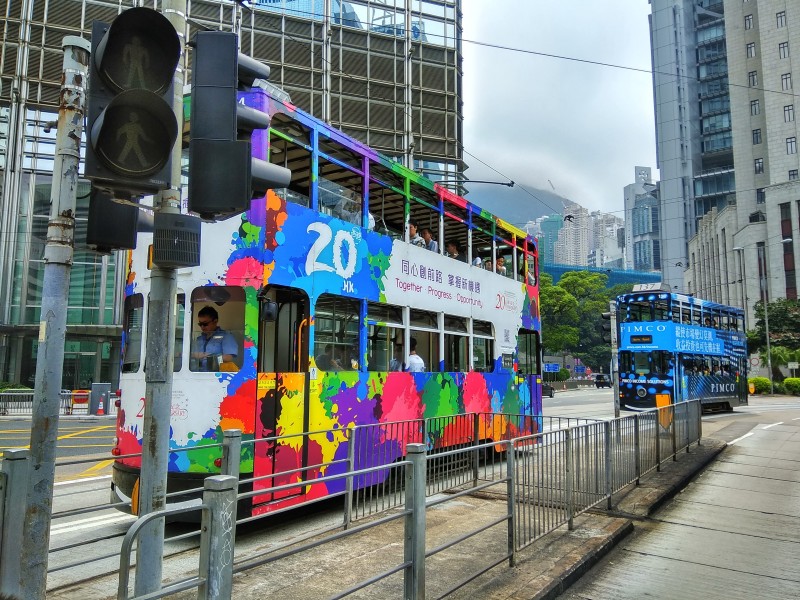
(616, 292, 748, 412)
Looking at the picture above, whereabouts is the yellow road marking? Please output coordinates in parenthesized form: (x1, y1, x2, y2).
(81, 459, 115, 474)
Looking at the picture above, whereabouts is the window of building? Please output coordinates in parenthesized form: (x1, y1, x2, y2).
(744, 14, 753, 29)
(757, 188, 766, 204)
(746, 42, 756, 58)
(789, 137, 798, 154)
(782, 73, 793, 90)
(777, 11, 786, 28)
(790, 170, 799, 181)
(779, 42, 790, 59)
(755, 158, 764, 174)
(748, 71, 758, 87)
(785, 105, 795, 122)
(752, 129, 762, 144)
(751, 99, 760, 115)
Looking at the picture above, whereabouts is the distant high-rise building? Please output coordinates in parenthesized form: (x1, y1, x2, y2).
(623, 167, 661, 273)
(588, 210, 624, 268)
(650, 0, 800, 321)
(554, 203, 589, 266)
(537, 215, 564, 265)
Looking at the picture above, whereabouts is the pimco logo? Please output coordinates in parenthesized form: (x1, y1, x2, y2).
(629, 325, 668, 333)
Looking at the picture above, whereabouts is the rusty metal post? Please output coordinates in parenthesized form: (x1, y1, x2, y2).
(19, 36, 90, 600)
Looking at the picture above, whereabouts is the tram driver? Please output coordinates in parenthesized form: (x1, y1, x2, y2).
(191, 306, 238, 372)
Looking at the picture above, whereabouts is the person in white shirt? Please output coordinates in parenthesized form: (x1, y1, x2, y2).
(407, 337, 425, 372)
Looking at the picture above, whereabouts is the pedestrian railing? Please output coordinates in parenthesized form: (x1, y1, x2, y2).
(0, 401, 702, 599)
(0, 389, 118, 416)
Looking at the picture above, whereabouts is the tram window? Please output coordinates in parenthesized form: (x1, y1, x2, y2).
(315, 294, 360, 370)
(189, 286, 245, 373)
(652, 351, 672, 374)
(410, 308, 437, 328)
(517, 329, 540, 376)
(632, 352, 650, 375)
(619, 351, 632, 373)
(471, 213, 494, 269)
(625, 301, 651, 322)
(442, 204, 468, 263)
(174, 294, 185, 372)
(366, 301, 404, 372)
(653, 299, 670, 321)
(525, 251, 538, 286)
(472, 337, 494, 372)
(269, 132, 311, 207)
(513, 248, 525, 283)
(319, 159, 363, 226)
(444, 333, 468, 372)
(122, 293, 144, 373)
(410, 329, 439, 372)
(366, 323, 404, 371)
(368, 186, 405, 239)
(444, 315, 469, 372)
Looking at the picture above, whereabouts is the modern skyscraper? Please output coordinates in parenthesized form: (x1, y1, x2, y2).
(0, 0, 464, 387)
(623, 166, 661, 274)
(649, 0, 799, 324)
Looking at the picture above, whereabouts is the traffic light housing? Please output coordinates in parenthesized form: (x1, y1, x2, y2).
(601, 312, 613, 344)
(84, 8, 180, 199)
(188, 31, 291, 221)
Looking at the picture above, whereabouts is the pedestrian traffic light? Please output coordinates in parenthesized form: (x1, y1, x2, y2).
(188, 30, 291, 221)
(85, 189, 139, 252)
(84, 7, 180, 199)
(601, 312, 613, 344)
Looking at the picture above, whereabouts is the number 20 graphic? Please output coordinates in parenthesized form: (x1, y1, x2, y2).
(305, 222, 358, 280)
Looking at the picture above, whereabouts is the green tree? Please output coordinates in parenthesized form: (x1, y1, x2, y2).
(748, 299, 800, 353)
(539, 274, 579, 355)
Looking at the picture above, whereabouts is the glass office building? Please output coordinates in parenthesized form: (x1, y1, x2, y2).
(0, 0, 464, 388)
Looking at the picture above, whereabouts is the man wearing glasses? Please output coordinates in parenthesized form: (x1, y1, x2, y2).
(191, 306, 238, 371)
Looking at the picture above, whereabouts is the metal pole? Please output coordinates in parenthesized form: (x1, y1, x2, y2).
(633, 414, 641, 485)
(404, 443, 426, 600)
(1, 449, 30, 598)
(506, 440, 516, 567)
(135, 1, 186, 594)
(604, 420, 613, 509)
(760, 245, 774, 394)
(565, 428, 573, 530)
(221, 429, 242, 480)
(610, 301, 620, 419)
(19, 37, 89, 600)
(198, 475, 238, 600)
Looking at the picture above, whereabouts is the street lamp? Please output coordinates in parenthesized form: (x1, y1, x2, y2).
(732, 246, 746, 320)
(757, 238, 792, 394)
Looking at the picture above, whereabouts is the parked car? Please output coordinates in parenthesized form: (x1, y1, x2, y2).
(542, 383, 555, 398)
(594, 374, 612, 388)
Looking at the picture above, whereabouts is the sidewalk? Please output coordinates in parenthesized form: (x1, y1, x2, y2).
(207, 438, 726, 600)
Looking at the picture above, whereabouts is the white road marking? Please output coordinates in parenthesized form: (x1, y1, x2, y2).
(728, 432, 754, 445)
(762, 422, 784, 429)
(50, 513, 135, 535)
(54, 475, 111, 487)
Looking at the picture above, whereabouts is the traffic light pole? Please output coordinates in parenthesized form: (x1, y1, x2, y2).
(19, 37, 91, 600)
(134, 1, 186, 595)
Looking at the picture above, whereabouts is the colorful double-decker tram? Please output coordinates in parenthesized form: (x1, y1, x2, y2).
(616, 292, 748, 412)
(112, 87, 544, 514)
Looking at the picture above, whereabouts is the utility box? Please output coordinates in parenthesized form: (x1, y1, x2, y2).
(90, 383, 112, 416)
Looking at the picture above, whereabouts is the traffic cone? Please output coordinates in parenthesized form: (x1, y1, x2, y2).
(97, 399, 105, 416)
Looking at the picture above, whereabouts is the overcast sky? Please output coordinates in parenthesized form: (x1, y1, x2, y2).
(459, 1, 657, 222)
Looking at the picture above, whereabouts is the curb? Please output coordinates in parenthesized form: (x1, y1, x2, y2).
(532, 519, 635, 600)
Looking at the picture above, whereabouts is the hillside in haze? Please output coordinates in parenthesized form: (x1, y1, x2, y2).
(462, 184, 572, 230)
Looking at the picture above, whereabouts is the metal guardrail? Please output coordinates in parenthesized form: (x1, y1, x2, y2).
(0, 390, 118, 417)
(0, 401, 702, 598)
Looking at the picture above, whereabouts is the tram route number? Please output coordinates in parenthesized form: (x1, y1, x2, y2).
(306, 223, 358, 285)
